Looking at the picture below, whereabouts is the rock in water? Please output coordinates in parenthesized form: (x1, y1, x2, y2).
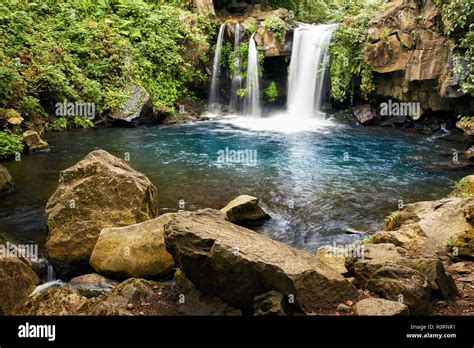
(354, 298, 410, 316)
(90, 214, 176, 278)
(164, 209, 357, 313)
(220, 195, 271, 224)
(22, 130, 49, 152)
(0, 164, 14, 194)
(0, 257, 40, 315)
(353, 104, 376, 124)
(68, 273, 119, 298)
(45, 150, 158, 274)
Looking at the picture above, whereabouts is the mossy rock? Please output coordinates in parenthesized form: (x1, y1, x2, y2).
(453, 230, 474, 259)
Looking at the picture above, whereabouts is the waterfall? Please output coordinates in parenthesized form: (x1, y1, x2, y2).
(287, 23, 336, 118)
(243, 34, 261, 117)
(43, 258, 56, 283)
(229, 23, 242, 114)
(209, 24, 225, 111)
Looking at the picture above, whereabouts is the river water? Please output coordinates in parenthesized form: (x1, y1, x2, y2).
(0, 116, 471, 254)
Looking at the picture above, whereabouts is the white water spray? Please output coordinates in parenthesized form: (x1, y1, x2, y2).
(243, 34, 261, 117)
(209, 24, 225, 110)
(287, 23, 336, 118)
(229, 23, 243, 113)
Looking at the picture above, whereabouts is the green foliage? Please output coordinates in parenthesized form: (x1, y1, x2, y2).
(439, 0, 474, 95)
(0, 0, 213, 126)
(237, 88, 246, 98)
(0, 128, 23, 159)
(329, 1, 380, 102)
(73, 116, 94, 129)
(362, 235, 374, 244)
(263, 15, 286, 40)
(264, 81, 279, 103)
(52, 116, 68, 131)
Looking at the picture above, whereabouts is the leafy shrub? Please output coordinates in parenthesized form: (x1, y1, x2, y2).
(439, 0, 474, 95)
(264, 81, 279, 103)
(0, 128, 24, 159)
(263, 16, 286, 40)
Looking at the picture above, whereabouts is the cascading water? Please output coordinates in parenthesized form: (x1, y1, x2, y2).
(229, 23, 243, 114)
(243, 34, 261, 117)
(287, 23, 336, 118)
(208, 24, 225, 111)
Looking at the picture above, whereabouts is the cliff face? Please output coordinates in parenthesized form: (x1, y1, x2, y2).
(364, 0, 473, 115)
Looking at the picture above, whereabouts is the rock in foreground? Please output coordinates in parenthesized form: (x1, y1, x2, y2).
(354, 298, 409, 316)
(68, 273, 119, 298)
(13, 287, 88, 316)
(90, 214, 176, 278)
(164, 209, 357, 313)
(22, 130, 49, 152)
(220, 195, 270, 224)
(46, 150, 158, 274)
(0, 257, 40, 315)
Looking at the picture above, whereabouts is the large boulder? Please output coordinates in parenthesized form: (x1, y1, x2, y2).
(22, 130, 49, 152)
(164, 209, 358, 313)
(372, 196, 474, 256)
(45, 150, 158, 274)
(0, 257, 40, 315)
(348, 246, 457, 298)
(90, 214, 176, 278)
(403, 258, 458, 298)
(13, 287, 88, 316)
(366, 265, 432, 315)
(109, 83, 162, 125)
(220, 195, 270, 224)
(0, 164, 14, 194)
(354, 298, 410, 316)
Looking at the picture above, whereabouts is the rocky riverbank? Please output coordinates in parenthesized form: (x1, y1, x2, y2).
(0, 149, 472, 316)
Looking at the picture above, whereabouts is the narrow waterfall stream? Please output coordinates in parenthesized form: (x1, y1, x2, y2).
(287, 23, 336, 118)
(243, 34, 261, 117)
(208, 24, 225, 110)
(229, 23, 242, 113)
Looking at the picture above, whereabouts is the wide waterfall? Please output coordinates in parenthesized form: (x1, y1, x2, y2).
(208, 24, 225, 110)
(243, 34, 261, 117)
(287, 23, 336, 118)
(229, 23, 242, 113)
